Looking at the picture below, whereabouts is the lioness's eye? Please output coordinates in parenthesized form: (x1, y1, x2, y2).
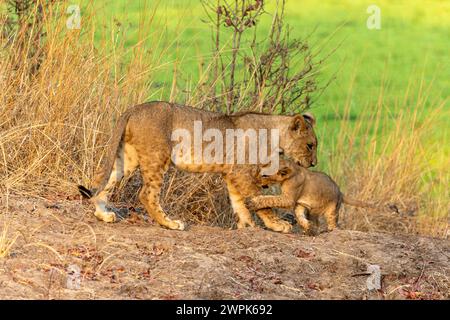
(307, 143, 314, 151)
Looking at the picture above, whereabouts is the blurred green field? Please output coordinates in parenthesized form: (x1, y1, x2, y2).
(89, 0, 449, 107)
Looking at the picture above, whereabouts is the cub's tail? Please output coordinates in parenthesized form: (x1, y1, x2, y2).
(78, 185, 94, 199)
(343, 195, 401, 214)
(342, 195, 376, 209)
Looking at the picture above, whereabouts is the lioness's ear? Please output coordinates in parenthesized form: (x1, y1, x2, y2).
(303, 113, 315, 127)
(289, 115, 307, 131)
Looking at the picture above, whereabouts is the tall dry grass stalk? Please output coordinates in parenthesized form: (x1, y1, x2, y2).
(0, 222, 19, 258)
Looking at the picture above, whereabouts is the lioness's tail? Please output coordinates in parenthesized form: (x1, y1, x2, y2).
(78, 108, 134, 199)
(78, 185, 93, 199)
(342, 195, 376, 209)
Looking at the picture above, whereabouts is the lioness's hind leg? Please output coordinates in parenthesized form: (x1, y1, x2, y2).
(139, 155, 185, 231)
(92, 142, 139, 222)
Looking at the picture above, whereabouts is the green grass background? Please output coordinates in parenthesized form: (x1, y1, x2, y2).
(89, 0, 449, 105)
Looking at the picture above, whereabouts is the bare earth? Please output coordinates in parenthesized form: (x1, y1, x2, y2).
(0, 196, 448, 300)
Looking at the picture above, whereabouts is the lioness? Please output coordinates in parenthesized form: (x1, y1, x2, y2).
(78, 101, 317, 232)
(245, 159, 376, 234)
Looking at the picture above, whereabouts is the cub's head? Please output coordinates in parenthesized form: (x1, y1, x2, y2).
(282, 113, 317, 168)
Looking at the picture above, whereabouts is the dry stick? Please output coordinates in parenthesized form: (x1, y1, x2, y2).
(227, 6, 241, 114)
(212, 0, 221, 109)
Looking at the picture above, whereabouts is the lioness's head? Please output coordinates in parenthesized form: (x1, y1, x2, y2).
(282, 113, 317, 168)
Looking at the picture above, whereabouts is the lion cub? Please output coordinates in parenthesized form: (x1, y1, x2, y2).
(246, 159, 375, 234)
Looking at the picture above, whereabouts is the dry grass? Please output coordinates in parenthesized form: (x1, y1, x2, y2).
(0, 0, 448, 239)
(322, 76, 449, 238)
(0, 0, 170, 195)
(0, 222, 19, 258)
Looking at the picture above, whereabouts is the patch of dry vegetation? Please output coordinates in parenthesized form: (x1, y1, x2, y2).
(325, 87, 449, 238)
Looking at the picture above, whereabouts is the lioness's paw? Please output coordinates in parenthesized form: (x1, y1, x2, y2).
(171, 220, 186, 231)
(94, 210, 117, 223)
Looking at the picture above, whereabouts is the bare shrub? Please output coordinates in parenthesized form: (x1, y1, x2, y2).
(196, 0, 322, 114)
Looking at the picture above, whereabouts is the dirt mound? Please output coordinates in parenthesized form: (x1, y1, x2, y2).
(0, 196, 448, 299)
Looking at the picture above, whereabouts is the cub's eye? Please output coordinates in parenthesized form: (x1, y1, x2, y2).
(307, 143, 314, 151)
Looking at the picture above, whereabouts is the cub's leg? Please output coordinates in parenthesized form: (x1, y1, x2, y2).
(324, 204, 339, 232)
(245, 195, 295, 211)
(91, 142, 139, 222)
(138, 153, 185, 230)
(294, 205, 311, 234)
(225, 172, 292, 233)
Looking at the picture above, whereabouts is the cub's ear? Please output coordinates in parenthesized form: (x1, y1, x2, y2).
(278, 166, 292, 177)
(303, 113, 315, 127)
(289, 115, 307, 131)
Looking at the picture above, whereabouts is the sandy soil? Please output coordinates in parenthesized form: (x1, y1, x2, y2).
(0, 196, 448, 300)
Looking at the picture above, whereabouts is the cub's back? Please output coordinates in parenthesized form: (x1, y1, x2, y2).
(299, 170, 341, 208)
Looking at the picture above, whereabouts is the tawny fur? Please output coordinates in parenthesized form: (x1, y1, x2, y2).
(79, 101, 318, 232)
(245, 159, 376, 234)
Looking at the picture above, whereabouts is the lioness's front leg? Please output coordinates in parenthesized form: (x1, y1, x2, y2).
(225, 171, 292, 233)
(245, 195, 295, 211)
(255, 208, 292, 233)
(224, 176, 256, 229)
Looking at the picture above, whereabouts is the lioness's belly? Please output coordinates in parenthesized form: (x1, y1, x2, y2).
(174, 162, 233, 173)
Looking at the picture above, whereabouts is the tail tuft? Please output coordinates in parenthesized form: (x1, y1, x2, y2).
(78, 185, 93, 199)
